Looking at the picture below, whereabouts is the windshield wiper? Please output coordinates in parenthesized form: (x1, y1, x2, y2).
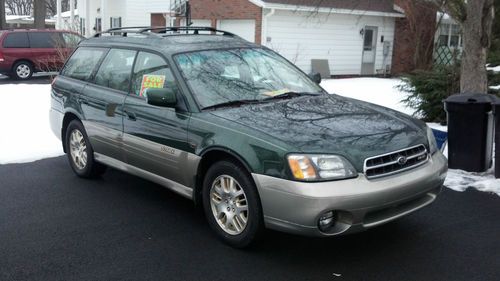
(201, 99, 262, 111)
(262, 91, 318, 101)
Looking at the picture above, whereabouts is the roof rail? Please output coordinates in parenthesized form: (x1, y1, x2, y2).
(93, 26, 156, 37)
(142, 26, 237, 37)
(94, 26, 238, 38)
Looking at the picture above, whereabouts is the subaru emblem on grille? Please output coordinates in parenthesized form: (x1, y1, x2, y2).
(397, 156, 408, 166)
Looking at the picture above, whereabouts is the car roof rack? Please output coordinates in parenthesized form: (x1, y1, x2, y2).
(94, 26, 238, 38)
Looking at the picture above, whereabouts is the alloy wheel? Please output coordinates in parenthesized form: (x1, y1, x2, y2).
(209, 175, 249, 235)
(69, 129, 87, 170)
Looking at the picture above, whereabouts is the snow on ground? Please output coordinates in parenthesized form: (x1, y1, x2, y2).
(320, 78, 415, 116)
(0, 78, 497, 195)
(487, 64, 500, 73)
(445, 166, 499, 194)
(0, 84, 64, 164)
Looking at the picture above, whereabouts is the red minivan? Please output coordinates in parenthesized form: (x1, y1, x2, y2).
(0, 29, 84, 80)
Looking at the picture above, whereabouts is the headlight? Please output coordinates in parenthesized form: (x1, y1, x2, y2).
(427, 126, 438, 155)
(287, 154, 357, 181)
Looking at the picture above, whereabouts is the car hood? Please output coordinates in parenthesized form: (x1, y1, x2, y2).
(209, 94, 428, 172)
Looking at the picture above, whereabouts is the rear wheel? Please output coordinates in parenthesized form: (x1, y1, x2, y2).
(12, 61, 33, 80)
(65, 120, 107, 178)
(202, 160, 264, 248)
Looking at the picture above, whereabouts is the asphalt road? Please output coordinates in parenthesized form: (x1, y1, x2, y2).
(0, 156, 499, 281)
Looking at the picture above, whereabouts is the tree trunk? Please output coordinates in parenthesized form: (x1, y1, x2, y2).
(33, 0, 47, 29)
(460, 0, 495, 93)
(0, 0, 6, 30)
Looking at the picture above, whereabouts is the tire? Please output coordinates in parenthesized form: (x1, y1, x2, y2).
(12, 61, 34, 80)
(202, 160, 264, 248)
(65, 120, 107, 178)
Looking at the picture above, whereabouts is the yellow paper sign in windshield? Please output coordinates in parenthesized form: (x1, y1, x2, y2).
(140, 75, 166, 97)
(263, 88, 291, 97)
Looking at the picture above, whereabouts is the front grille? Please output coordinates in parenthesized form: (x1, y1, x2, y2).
(364, 144, 429, 179)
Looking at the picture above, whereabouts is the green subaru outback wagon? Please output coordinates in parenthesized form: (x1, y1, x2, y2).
(50, 27, 448, 248)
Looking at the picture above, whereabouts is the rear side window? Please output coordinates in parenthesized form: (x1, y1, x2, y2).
(94, 49, 137, 92)
(3, 32, 29, 48)
(62, 47, 107, 81)
(28, 32, 62, 48)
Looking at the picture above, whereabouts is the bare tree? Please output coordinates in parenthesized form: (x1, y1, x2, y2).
(33, 0, 46, 28)
(46, 0, 74, 17)
(5, 0, 32, 16)
(434, 0, 495, 93)
(0, 0, 6, 29)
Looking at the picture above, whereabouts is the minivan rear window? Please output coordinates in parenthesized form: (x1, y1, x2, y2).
(3, 32, 29, 48)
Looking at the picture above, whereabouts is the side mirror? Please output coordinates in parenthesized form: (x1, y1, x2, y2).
(144, 87, 177, 108)
(309, 72, 322, 84)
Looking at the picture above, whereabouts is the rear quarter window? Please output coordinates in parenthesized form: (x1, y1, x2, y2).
(28, 32, 62, 48)
(61, 47, 107, 81)
(2, 32, 29, 48)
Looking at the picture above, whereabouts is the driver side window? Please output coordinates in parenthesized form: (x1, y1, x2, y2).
(132, 52, 176, 98)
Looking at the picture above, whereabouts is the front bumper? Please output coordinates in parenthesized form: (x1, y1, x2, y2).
(252, 152, 448, 237)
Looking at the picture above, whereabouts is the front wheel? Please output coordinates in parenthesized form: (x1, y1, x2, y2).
(202, 160, 264, 248)
(65, 120, 107, 178)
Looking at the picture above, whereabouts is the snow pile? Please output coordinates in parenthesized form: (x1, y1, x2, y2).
(445, 167, 499, 194)
(487, 64, 500, 73)
(0, 84, 64, 164)
(320, 78, 415, 116)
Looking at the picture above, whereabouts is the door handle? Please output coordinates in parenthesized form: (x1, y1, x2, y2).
(124, 110, 137, 121)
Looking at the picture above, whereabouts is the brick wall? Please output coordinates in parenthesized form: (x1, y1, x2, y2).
(392, 0, 437, 74)
(188, 0, 262, 43)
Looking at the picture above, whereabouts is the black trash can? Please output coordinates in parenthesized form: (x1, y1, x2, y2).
(493, 98, 500, 178)
(444, 93, 495, 172)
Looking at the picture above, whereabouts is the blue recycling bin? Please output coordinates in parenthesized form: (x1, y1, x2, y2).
(431, 128, 447, 150)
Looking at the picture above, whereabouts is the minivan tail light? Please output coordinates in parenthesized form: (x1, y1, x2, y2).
(0, 51, 4, 62)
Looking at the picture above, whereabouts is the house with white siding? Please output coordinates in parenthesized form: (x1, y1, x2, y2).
(76, 0, 172, 37)
(61, 0, 429, 77)
(258, 4, 403, 76)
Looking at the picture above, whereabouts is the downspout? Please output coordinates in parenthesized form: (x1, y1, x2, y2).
(261, 8, 275, 46)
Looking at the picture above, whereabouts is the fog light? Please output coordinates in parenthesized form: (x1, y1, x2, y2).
(318, 211, 336, 232)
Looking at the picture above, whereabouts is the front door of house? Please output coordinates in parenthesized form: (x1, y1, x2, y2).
(361, 26, 378, 75)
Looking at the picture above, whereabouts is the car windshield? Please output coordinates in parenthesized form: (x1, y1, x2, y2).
(175, 48, 323, 109)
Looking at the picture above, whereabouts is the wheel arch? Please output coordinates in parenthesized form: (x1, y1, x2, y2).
(12, 59, 35, 70)
(61, 111, 83, 153)
(193, 147, 255, 206)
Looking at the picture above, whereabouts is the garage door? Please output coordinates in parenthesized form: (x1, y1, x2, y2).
(217, 20, 256, 43)
(180, 19, 212, 27)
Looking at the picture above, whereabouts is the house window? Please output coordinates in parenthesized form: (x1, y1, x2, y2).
(95, 18, 102, 32)
(80, 18, 86, 36)
(111, 17, 122, 29)
(438, 23, 462, 48)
